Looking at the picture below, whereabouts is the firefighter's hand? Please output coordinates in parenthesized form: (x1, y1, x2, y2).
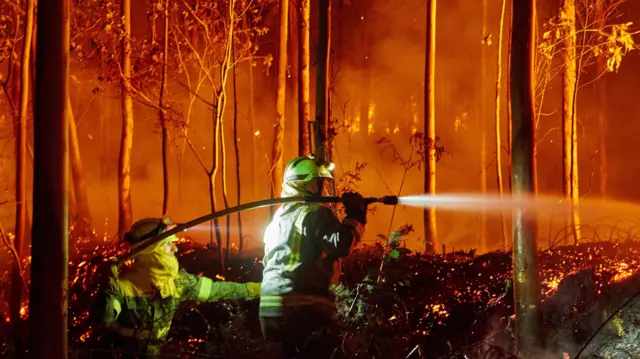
(342, 192, 368, 223)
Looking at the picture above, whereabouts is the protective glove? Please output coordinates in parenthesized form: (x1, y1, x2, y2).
(246, 282, 261, 299)
(342, 192, 368, 224)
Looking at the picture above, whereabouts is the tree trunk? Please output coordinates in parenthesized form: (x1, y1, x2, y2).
(314, 0, 330, 160)
(232, 44, 243, 253)
(208, 173, 224, 271)
(67, 95, 93, 249)
(596, 0, 607, 199)
(118, 0, 134, 240)
(271, 0, 288, 197)
(28, 0, 70, 356)
(298, 0, 311, 155)
(248, 61, 258, 199)
(242, 9, 258, 202)
(10, 0, 34, 354)
(423, 0, 438, 253)
(213, 0, 236, 272)
(495, 0, 508, 247)
(561, 0, 580, 244)
(160, 0, 170, 216)
(510, 0, 542, 352)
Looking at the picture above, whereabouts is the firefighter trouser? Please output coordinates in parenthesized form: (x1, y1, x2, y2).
(260, 304, 337, 359)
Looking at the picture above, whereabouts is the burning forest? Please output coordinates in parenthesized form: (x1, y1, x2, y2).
(3, 0, 640, 358)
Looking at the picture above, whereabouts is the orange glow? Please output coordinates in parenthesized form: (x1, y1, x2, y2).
(367, 103, 375, 134)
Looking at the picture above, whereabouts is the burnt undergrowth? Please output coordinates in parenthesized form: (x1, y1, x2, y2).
(3, 236, 640, 358)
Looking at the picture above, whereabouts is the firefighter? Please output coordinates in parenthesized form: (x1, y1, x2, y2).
(92, 217, 261, 358)
(259, 155, 368, 358)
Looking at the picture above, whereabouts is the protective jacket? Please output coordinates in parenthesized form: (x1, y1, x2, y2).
(97, 268, 260, 357)
(259, 202, 365, 317)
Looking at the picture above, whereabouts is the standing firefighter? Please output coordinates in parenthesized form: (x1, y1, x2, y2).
(260, 155, 368, 358)
(92, 217, 261, 358)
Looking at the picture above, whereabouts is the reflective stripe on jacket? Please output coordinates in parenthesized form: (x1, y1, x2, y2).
(259, 202, 364, 317)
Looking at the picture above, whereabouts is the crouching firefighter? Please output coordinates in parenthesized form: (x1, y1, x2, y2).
(91, 217, 261, 358)
(259, 155, 369, 358)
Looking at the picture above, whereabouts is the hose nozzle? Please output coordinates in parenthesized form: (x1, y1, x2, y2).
(364, 195, 398, 206)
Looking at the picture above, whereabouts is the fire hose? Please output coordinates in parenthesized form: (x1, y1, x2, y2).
(116, 195, 398, 264)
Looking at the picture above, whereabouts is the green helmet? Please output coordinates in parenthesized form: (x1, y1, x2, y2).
(284, 155, 334, 183)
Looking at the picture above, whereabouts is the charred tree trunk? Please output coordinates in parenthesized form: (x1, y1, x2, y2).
(423, 0, 438, 252)
(27, 0, 70, 356)
(495, 0, 508, 247)
(67, 95, 93, 249)
(232, 44, 243, 253)
(10, 0, 34, 354)
(510, 0, 542, 352)
(298, 0, 311, 155)
(480, 0, 488, 252)
(271, 0, 288, 197)
(596, 0, 607, 199)
(314, 0, 330, 160)
(160, 0, 170, 216)
(118, 0, 134, 240)
(561, 0, 580, 244)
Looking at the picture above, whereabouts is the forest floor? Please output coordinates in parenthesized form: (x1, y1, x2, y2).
(2, 235, 640, 358)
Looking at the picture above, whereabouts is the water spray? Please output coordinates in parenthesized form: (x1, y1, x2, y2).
(117, 195, 398, 263)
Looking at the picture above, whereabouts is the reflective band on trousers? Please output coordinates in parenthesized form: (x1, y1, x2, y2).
(260, 294, 336, 308)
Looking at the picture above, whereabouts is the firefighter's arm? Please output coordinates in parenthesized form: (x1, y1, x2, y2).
(89, 259, 123, 326)
(306, 204, 366, 259)
(180, 271, 260, 302)
(102, 282, 124, 325)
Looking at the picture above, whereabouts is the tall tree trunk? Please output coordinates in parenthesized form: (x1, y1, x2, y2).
(314, 0, 330, 160)
(424, 0, 437, 253)
(67, 95, 93, 249)
(242, 9, 258, 202)
(495, 0, 508, 247)
(596, 0, 607, 199)
(507, 13, 513, 195)
(271, 0, 288, 198)
(232, 44, 243, 253)
(28, 0, 70, 356)
(160, 0, 170, 216)
(479, 0, 488, 252)
(215, 0, 236, 272)
(298, 0, 311, 155)
(10, 1, 34, 355)
(248, 62, 258, 199)
(561, 0, 580, 244)
(118, 0, 134, 240)
(510, 0, 542, 352)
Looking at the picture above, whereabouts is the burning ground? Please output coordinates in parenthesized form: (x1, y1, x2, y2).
(2, 237, 640, 358)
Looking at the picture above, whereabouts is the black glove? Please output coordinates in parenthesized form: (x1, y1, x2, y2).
(342, 192, 368, 224)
